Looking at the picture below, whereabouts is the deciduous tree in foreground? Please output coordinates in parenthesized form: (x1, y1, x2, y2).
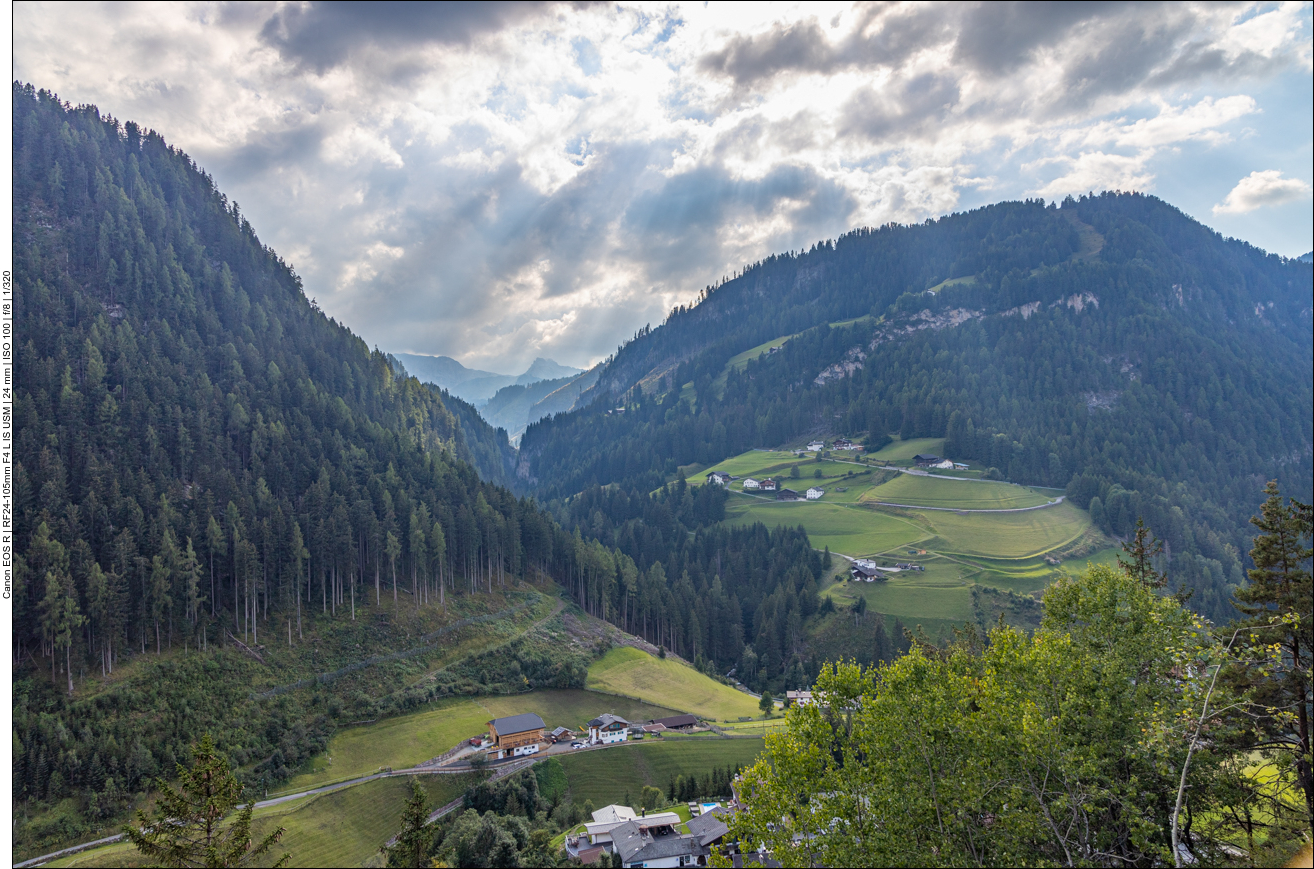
(727, 563, 1239, 867)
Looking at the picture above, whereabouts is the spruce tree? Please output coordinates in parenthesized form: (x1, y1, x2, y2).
(123, 733, 287, 868)
(1118, 518, 1165, 588)
(1233, 482, 1313, 830)
(385, 778, 433, 869)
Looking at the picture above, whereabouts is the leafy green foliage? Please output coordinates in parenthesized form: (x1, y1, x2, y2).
(732, 564, 1232, 866)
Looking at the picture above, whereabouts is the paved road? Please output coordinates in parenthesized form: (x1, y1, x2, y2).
(19, 737, 666, 866)
(15, 834, 128, 868)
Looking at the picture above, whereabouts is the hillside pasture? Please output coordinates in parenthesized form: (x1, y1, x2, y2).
(919, 500, 1090, 559)
(586, 647, 762, 721)
(252, 775, 472, 868)
(724, 498, 927, 556)
(823, 571, 975, 623)
(862, 474, 1051, 509)
(726, 335, 797, 372)
(694, 450, 797, 482)
(1060, 546, 1120, 576)
(868, 437, 947, 463)
(45, 775, 475, 869)
(925, 275, 978, 294)
(285, 689, 678, 792)
(556, 739, 766, 808)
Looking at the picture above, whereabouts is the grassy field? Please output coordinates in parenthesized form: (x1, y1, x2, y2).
(925, 275, 978, 294)
(920, 500, 1090, 559)
(724, 498, 928, 556)
(862, 474, 1051, 509)
(285, 689, 678, 792)
(869, 437, 947, 463)
(1060, 546, 1120, 576)
(725, 336, 796, 373)
(49, 775, 476, 869)
(702, 443, 1102, 630)
(252, 775, 473, 868)
(692, 450, 810, 483)
(557, 739, 766, 807)
(823, 560, 978, 622)
(586, 647, 762, 721)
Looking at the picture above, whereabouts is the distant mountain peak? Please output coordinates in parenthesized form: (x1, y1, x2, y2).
(517, 357, 583, 384)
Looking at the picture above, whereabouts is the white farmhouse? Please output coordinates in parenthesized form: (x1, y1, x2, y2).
(742, 478, 761, 490)
(807, 440, 825, 451)
(806, 487, 824, 500)
(588, 713, 630, 745)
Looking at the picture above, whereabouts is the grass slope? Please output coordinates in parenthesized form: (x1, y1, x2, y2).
(586, 647, 762, 722)
(823, 561, 976, 622)
(863, 475, 1051, 509)
(251, 775, 473, 869)
(921, 500, 1089, 559)
(724, 498, 928, 556)
(869, 437, 947, 462)
(286, 689, 679, 792)
(557, 739, 765, 808)
(48, 776, 475, 869)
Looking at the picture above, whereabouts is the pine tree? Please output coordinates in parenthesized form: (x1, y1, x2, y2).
(123, 733, 288, 867)
(1233, 482, 1313, 830)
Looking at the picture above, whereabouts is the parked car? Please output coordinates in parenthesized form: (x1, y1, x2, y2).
(571, 742, 585, 749)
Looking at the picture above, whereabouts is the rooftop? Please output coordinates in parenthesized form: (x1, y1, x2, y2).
(612, 818, 705, 864)
(687, 806, 731, 846)
(590, 804, 637, 825)
(589, 713, 630, 728)
(649, 713, 698, 728)
(487, 712, 546, 735)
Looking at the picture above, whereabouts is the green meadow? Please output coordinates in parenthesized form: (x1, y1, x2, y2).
(868, 437, 947, 463)
(922, 500, 1090, 559)
(285, 689, 678, 792)
(724, 498, 929, 556)
(556, 739, 766, 808)
(707, 443, 1106, 627)
(586, 647, 763, 722)
(863, 474, 1052, 509)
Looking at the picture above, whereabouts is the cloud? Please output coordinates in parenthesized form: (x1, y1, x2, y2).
(1032, 152, 1155, 199)
(11, 1, 1312, 371)
(257, 1, 545, 73)
(839, 73, 961, 144)
(1213, 170, 1313, 214)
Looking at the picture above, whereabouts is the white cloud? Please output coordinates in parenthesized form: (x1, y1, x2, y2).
(12, 1, 1312, 371)
(1032, 152, 1156, 200)
(1213, 170, 1313, 214)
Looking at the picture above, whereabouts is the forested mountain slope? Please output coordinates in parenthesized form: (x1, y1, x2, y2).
(10, 84, 828, 857)
(384, 353, 518, 486)
(521, 194, 1314, 621)
(7, 85, 561, 849)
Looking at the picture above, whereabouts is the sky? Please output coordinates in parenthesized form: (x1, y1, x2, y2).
(13, 1, 1314, 373)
